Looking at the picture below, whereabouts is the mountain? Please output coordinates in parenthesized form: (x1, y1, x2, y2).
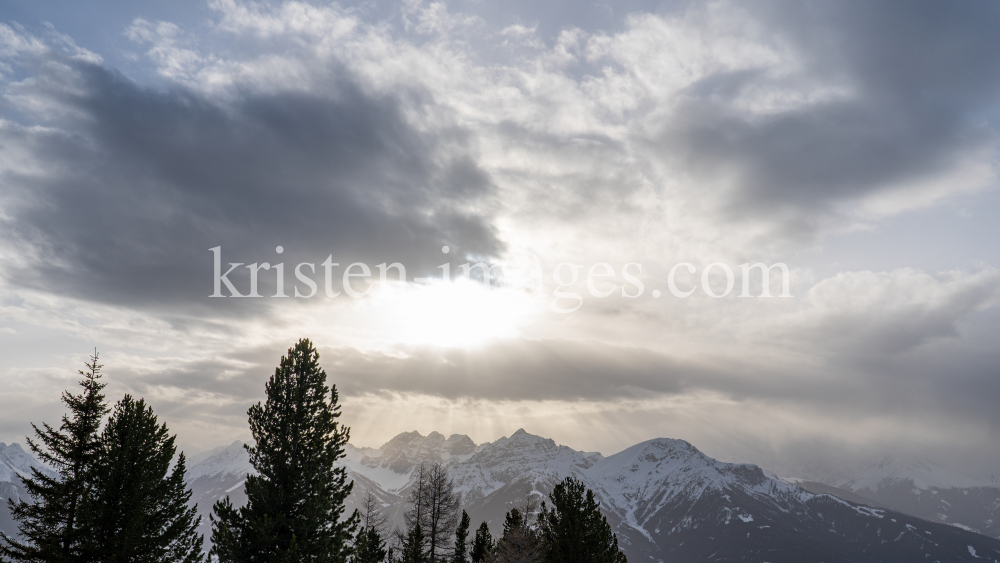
(787, 456, 1000, 540)
(182, 430, 1000, 562)
(4, 432, 999, 561)
(0, 442, 58, 540)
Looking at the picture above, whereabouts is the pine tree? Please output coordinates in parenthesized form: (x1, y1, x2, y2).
(0, 351, 109, 563)
(492, 507, 541, 563)
(502, 509, 523, 537)
(80, 395, 204, 562)
(451, 511, 470, 563)
(351, 526, 387, 563)
(537, 477, 627, 563)
(400, 524, 427, 563)
(469, 523, 493, 563)
(211, 338, 359, 563)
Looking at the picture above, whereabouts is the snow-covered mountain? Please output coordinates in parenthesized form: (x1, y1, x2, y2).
(786, 456, 1000, 540)
(182, 431, 1000, 562)
(836, 457, 993, 493)
(3, 432, 999, 561)
(0, 442, 58, 540)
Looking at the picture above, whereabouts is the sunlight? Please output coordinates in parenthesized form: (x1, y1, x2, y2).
(366, 278, 539, 348)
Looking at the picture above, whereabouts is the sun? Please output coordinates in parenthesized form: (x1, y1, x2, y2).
(366, 278, 538, 348)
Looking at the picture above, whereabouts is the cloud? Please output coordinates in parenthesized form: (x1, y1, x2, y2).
(779, 268, 1000, 357)
(629, 0, 1000, 235)
(2, 0, 1000, 472)
(0, 40, 500, 313)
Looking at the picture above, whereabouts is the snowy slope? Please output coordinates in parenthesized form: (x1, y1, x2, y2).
(186, 440, 252, 481)
(0, 443, 60, 541)
(0, 442, 55, 484)
(586, 438, 810, 544)
(807, 456, 1000, 539)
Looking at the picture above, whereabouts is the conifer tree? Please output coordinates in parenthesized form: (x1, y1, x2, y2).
(493, 507, 541, 563)
(211, 338, 359, 563)
(400, 524, 427, 563)
(81, 395, 204, 562)
(502, 509, 523, 537)
(537, 477, 626, 563)
(0, 351, 109, 563)
(451, 511, 470, 563)
(351, 526, 388, 563)
(469, 523, 493, 563)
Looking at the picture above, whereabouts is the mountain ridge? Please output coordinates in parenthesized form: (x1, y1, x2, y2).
(3, 431, 999, 561)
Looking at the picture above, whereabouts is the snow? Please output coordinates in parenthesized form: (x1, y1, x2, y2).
(585, 437, 814, 538)
(341, 459, 413, 492)
(968, 545, 980, 558)
(225, 479, 246, 493)
(0, 442, 56, 483)
(186, 441, 252, 480)
(815, 493, 885, 518)
(834, 456, 991, 492)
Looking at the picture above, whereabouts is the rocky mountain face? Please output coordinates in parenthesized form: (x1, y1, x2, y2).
(3, 433, 999, 561)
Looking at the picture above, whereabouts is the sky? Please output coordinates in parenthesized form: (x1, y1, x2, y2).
(1, 0, 998, 478)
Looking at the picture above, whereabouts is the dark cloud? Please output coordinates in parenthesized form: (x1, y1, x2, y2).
(0, 54, 500, 313)
(653, 0, 1000, 230)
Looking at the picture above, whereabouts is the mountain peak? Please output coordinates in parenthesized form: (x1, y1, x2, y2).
(1, 443, 25, 455)
(505, 429, 546, 443)
(379, 430, 424, 451)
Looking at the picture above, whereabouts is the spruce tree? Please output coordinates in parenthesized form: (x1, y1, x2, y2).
(537, 477, 626, 563)
(399, 524, 427, 563)
(211, 338, 359, 563)
(502, 509, 523, 537)
(0, 351, 109, 563)
(451, 511, 470, 563)
(81, 395, 204, 562)
(469, 523, 493, 563)
(493, 508, 541, 563)
(351, 526, 387, 563)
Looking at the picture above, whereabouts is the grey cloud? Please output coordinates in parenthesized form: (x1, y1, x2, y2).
(794, 279, 1000, 359)
(105, 328, 1000, 440)
(107, 338, 691, 404)
(0, 53, 500, 313)
(325, 338, 692, 401)
(653, 0, 1000, 232)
